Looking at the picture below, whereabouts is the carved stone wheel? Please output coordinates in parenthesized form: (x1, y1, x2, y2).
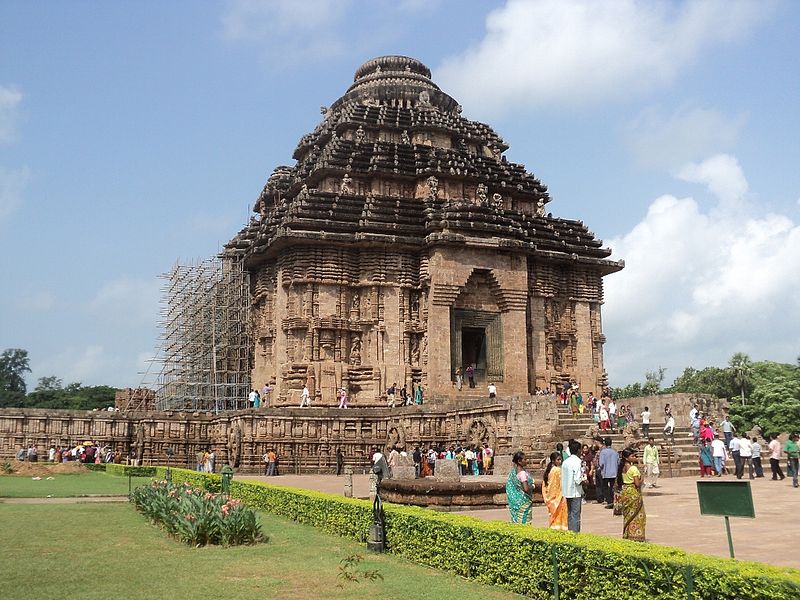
(386, 423, 407, 451)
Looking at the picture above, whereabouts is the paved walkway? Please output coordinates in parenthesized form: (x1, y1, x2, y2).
(240, 473, 800, 568)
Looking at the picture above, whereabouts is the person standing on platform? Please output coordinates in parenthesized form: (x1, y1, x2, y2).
(738, 433, 754, 480)
(769, 434, 785, 480)
(598, 437, 619, 509)
(711, 434, 727, 476)
(561, 440, 585, 532)
(300, 385, 311, 407)
(466, 365, 476, 388)
(720, 417, 735, 446)
(729, 433, 743, 479)
(488, 382, 497, 399)
(751, 437, 764, 477)
(785, 434, 800, 488)
(642, 437, 660, 488)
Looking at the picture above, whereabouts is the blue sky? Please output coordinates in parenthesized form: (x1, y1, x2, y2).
(1, 0, 798, 390)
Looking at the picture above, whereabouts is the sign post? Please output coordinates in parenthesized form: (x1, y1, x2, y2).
(696, 480, 755, 559)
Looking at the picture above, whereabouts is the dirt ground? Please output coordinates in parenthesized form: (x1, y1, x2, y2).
(240, 472, 800, 569)
(3, 461, 90, 477)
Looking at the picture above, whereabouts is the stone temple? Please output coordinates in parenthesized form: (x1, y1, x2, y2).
(1, 56, 635, 472)
(226, 55, 623, 406)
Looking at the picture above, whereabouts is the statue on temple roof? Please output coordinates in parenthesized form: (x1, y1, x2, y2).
(355, 125, 365, 144)
(425, 176, 439, 199)
(535, 198, 546, 217)
(299, 183, 310, 200)
(476, 183, 488, 205)
(491, 193, 504, 209)
(401, 130, 410, 145)
(340, 173, 353, 195)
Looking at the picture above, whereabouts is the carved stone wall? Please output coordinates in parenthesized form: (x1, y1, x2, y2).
(0, 398, 539, 473)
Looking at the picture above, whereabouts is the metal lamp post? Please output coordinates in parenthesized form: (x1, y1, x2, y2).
(165, 447, 174, 481)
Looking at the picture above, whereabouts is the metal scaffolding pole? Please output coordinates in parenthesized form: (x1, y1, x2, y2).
(153, 255, 251, 412)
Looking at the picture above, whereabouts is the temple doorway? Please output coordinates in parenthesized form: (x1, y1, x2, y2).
(450, 308, 503, 384)
(461, 327, 487, 381)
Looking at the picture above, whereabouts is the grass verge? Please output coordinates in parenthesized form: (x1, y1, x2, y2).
(0, 503, 522, 599)
(0, 471, 152, 497)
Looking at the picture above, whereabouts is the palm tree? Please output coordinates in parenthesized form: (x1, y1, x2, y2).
(728, 352, 752, 405)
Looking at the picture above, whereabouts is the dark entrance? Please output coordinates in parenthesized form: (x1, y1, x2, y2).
(462, 327, 487, 381)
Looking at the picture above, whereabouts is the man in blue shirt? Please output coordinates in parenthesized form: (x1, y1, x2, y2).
(597, 437, 619, 509)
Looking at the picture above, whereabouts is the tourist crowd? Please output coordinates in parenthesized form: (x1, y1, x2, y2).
(15, 442, 123, 465)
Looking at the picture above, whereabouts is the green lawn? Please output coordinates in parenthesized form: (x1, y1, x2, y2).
(0, 503, 522, 599)
(0, 472, 152, 497)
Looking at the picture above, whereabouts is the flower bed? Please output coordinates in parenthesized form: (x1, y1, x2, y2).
(130, 479, 262, 546)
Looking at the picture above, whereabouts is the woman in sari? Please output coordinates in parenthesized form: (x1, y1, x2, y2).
(617, 447, 646, 541)
(506, 451, 535, 524)
(542, 452, 568, 530)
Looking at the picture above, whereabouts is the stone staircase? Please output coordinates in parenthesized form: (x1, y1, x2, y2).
(554, 404, 702, 477)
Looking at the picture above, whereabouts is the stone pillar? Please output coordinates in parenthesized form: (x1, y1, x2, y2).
(369, 472, 378, 502)
(343, 465, 353, 497)
(500, 309, 528, 394)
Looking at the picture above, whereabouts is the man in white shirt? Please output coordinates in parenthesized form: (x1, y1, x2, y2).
(488, 382, 497, 399)
(640, 406, 651, 437)
(300, 385, 311, 407)
(608, 401, 617, 432)
(729, 434, 742, 478)
(561, 439, 585, 532)
(751, 437, 764, 478)
(738, 434, 754, 480)
(768, 434, 785, 480)
(711, 435, 727, 476)
(248, 389, 258, 408)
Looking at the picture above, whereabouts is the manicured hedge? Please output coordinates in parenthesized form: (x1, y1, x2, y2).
(83, 463, 107, 472)
(106, 464, 157, 478)
(154, 468, 800, 599)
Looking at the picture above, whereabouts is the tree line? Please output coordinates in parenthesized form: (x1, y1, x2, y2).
(0, 348, 117, 410)
(612, 352, 800, 436)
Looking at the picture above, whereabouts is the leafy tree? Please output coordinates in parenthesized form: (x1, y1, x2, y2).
(0, 348, 31, 407)
(642, 366, 667, 396)
(664, 366, 736, 399)
(729, 352, 753, 405)
(610, 382, 643, 399)
(35, 376, 63, 391)
(24, 383, 117, 410)
(728, 360, 800, 436)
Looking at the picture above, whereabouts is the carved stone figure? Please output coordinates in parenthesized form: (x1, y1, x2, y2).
(227, 422, 242, 468)
(476, 183, 488, 205)
(259, 198, 267, 217)
(425, 176, 439, 199)
(350, 335, 361, 366)
(536, 198, 546, 217)
(401, 129, 410, 145)
(410, 293, 419, 319)
(410, 336, 420, 364)
(491, 193, 503, 209)
(299, 183, 310, 200)
(320, 106, 330, 119)
(351, 290, 360, 313)
(340, 173, 352, 194)
(418, 90, 431, 107)
(354, 125, 365, 144)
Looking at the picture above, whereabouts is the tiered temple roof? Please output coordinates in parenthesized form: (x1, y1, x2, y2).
(226, 55, 622, 277)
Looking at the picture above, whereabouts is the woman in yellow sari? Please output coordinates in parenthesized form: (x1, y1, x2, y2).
(542, 451, 568, 530)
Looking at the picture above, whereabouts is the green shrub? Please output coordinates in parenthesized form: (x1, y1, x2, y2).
(130, 479, 262, 546)
(153, 467, 222, 493)
(83, 463, 106, 472)
(106, 464, 157, 478)
(157, 468, 800, 599)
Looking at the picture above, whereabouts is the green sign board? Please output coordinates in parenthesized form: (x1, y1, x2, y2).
(697, 480, 755, 518)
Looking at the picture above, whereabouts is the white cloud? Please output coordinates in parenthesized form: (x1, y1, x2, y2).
(603, 154, 800, 384)
(624, 105, 746, 170)
(676, 154, 748, 210)
(0, 166, 30, 223)
(221, 0, 352, 64)
(89, 277, 160, 325)
(0, 84, 23, 144)
(435, 0, 775, 117)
